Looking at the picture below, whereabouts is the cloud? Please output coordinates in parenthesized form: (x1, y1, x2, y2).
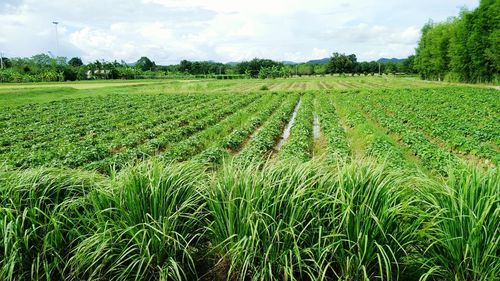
(0, 0, 480, 64)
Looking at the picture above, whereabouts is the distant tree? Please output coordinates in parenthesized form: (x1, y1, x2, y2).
(258, 67, 270, 79)
(327, 52, 358, 74)
(236, 58, 283, 78)
(414, 20, 454, 80)
(68, 57, 84, 67)
(31, 54, 52, 67)
(178, 60, 192, 74)
(402, 55, 416, 73)
(135, 56, 156, 71)
(0, 57, 11, 68)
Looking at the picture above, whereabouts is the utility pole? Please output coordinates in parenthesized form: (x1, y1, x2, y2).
(52, 21, 59, 54)
(0, 52, 4, 69)
(378, 63, 381, 76)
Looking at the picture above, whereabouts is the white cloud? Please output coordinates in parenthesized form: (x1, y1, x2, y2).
(0, 0, 480, 63)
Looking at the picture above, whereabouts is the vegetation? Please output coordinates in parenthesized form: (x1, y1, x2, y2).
(414, 0, 500, 83)
(0, 54, 417, 83)
(0, 159, 497, 280)
(0, 76, 498, 280)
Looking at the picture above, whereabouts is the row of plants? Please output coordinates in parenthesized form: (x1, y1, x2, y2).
(86, 93, 261, 173)
(332, 92, 412, 170)
(0, 93, 207, 154)
(1, 94, 213, 167)
(316, 92, 351, 163)
(359, 88, 499, 165)
(279, 93, 314, 161)
(158, 93, 282, 162)
(236, 93, 301, 163)
(221, 94, 287, 153)
(0, 160, 497, 280)
(358, 97, 459, 175)
(0, 92, 257, 170)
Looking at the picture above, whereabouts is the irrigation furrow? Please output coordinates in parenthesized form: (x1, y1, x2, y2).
(235, 93, 301, 163)
(278, 93, 314, 161)
(275, 99, 302, 151)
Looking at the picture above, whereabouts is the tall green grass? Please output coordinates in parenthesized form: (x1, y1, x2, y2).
(416, 166, 499, 281)
(67, 161, 207, 280)
(205, 160, 421, 280)
(0, 161, 498, 280)
(0, 168, 99, 280)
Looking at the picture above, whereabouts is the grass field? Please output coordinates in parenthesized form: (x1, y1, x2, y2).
(0, 76, 445, 107)
(0, 76, 499, 280)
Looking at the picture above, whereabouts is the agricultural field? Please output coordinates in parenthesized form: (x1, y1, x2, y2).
(0, 76, 499, 280)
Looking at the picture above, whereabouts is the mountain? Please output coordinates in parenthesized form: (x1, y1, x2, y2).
(377, 58, 405, 63)
(307, 58, 330, 64)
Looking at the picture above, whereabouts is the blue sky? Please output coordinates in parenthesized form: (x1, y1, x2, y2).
(0, 0, 479, 64)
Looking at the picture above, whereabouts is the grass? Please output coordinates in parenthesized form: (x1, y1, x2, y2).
(1, 159, 497, 280)
(0, 75, 445, 107)
(0, 76, 497, 280)
(415, 166, 500, 280)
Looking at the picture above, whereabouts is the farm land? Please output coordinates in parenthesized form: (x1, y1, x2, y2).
(0, 76, 498, 280)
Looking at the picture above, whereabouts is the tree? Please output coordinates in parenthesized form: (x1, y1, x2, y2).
(0, 57, 11, 68)
(68, 57, 84, 67)
(327, 52, 358, 74)
(236, 59, 283, 78)
(414, 0, 499, 83)
(402, 55, 416, 73)
(135, 56, 156, 71)
(31, 54, 52, 67)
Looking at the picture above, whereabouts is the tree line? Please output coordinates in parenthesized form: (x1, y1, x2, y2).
(414, 0, 499, 83)
(0, 53, 416, 83)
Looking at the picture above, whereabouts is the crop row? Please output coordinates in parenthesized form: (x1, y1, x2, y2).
(279, 93, 314, 161)
(0, 94, 200, 147)
(221, 94, 286, 153)
(86, 93, 261, 173)
(316, 92, 351, 163)
(2, 94, 230, 168)
(236, 93, 301, 163)
(358, 100, 459, 175)
(2, 160, 497, 280)
(182, 93, 288, 164)
(158, 93, 283, 162)
(333, 93, 411, 169)
(0, 94, 214, 155)
(0, 93, 259, 171)
(359, 88, 499, 165)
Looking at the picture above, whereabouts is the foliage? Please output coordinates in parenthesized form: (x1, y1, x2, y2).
(68, 57, 84, 67)
(279, 93, 314, 161)
(236, 93, 300, 163)
(236, 58, 284, 78)
(178, 60, 227, 75)
(414, 0, 500, 83)
(416, 166, 500, 280)
(327, 52, 358, 74)
(317, 92, 351, 163)
(1, 159, 497, 280)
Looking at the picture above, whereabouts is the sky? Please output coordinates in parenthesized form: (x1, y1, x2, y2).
(0, 0, 479, 64)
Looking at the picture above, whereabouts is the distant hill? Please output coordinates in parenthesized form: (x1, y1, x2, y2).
(282, 61, 299, 65)
(377, 58, 405, 63)
(307, 58, 330, 64)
